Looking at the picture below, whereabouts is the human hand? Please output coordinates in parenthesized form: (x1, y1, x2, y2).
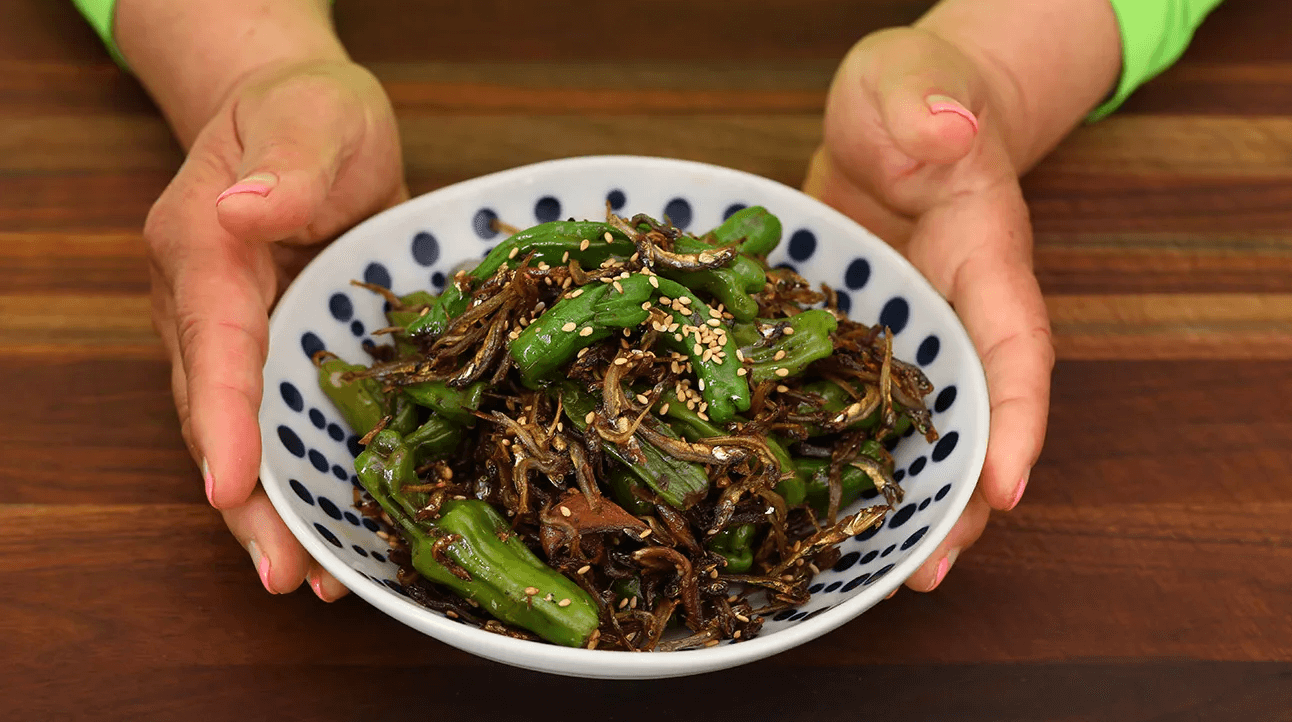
(144, 60, 406, 600)
(804, 27, 1054, 592)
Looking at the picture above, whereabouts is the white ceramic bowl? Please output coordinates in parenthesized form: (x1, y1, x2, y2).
(259, 156, 988, 679)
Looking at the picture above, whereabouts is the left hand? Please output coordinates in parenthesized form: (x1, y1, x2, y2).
(804, 27, 1055, 592)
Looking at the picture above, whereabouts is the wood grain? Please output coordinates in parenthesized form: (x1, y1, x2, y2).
(3, 0, 1292, 717)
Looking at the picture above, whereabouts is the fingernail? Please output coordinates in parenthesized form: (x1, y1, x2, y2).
(249, 540, 275, 594)
(309, 574, 327, 602)
(216, 172, 278, 204)
(926, 94, 979, 133)
(885, 588, 898, 600)
(1010, 468, 1031, 510)
(928, 549, 958, 591)
(201, 457, 215, 505)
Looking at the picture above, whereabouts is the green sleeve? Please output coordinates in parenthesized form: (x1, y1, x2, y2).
(71, 0, 126, 66)
(1088, 0, 1225, 121)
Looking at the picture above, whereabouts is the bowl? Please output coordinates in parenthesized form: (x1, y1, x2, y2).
(258, 155, 989, 679)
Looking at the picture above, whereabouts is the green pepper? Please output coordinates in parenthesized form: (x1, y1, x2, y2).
(402, 380, 486, 426)
(610, 576, 644, 605)
(356, 430, 600, 647)
(739, 309, 838, 385)
(511, 274, 750, 424)
(705, 206, 782, 257)
(708, 523, 756, 573)
(408, 221, 635, 338)
(659, 400, 805, 507)
(796, 444, 892, 515)
(386, 291, 438, 356)
(554, 383, 709, 509)
(317, 355, 395, 436)
(663, 235, 764, 322)
(404, 415, 465, 465)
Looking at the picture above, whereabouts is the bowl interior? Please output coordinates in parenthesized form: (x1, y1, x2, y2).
(260, 156, 988, 678)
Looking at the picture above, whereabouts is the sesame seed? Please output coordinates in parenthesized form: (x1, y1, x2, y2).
(659, 403, 670, 415)
(783, 327, 794, 335)
(707, 318, 721, 327)
(636, 393, 649, 404)
(698, 379, 706, 391)
(648, 275, 659, 289)
(808, 563, 820, 575)
(709, 568, 719, 579)
(658, 296, 671, 305)
(736, 368, 747, 376)
(560, 506, 571, 517)
(678, 296, 692, 305)
(704, 639, 720, 647)
(507, 246, 519, 259)
(775, 367, 790, 377)
(577, 565, 592, 574)
(525, 587, 539, 596)
(562, 251, 570, 263)
(774, 350, 786, 361)
(585, 411, 596, 424)
(577, 347, 589, 358)
(580, 326, 594, 337)
(733, 630, 742, 639)
(697, 411, 709, 421)
(446, 610, 459, 619)
(776, 385, 789, 393)
(686, 400, 696, 410)
(570, 288, 584, 298)
(641, 301, 651, 310)
(698, 251, 714, 263)
(613, 281, 624, 293)
(614, 357, 628, 366)
(630, 596, 638, 609)
(638, 527, 652, 539)
(600, 277, 613, 283)
(558, 598, 572, 607)
(537, 262, 550, 271)
(618, 598, 629, 609)
(735, 613, 750, 622)
(604, 232, 614, 243)
(580, 239, 591, 251)
(736, 349, 745, 361)
(561, 322, 577, 332)
(693, 343, 703, 355)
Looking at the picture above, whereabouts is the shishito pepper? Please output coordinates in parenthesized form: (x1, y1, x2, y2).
(705, 205, 783, 258)
(317, 354, 417, 436)
(795, 442, 894, 515)
(707, 523, 756, 573)
(407, 221, 635, 338)
(663, 235, 764, 322)
(356, 430, 600, 647)
(402, 380, 486, 426)
(738, 309, 838, 385)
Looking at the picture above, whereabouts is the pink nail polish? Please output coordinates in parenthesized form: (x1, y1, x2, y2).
(926, 94, 979, 133)
(257, 554, 274, 594)
(1010, 470, 1031, 510)
(201, 458, 215, 505)
(310, 575, 326, 601)
(930, 556, 951, 591)
(215, 172, 278, 204)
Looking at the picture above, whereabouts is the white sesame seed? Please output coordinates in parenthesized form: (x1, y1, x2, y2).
(638, 528, 652, 539)
(678, 296, 692, 305)
(613, 281, 624, 293)
(570, 288, 584, 298)
(735, 613, 750, 623)
(737, 368, 747, 377)
(558, 598, 572, 607)
(707, 318, 721, 327)
(641, 301, 651, 310)
(577, 347, 589, 358)
(783, 327, 794, 335)
(630, 596, 639, 609)
(577, 565, 592, 574)
(560, 505, 571, 517)
(692, 343, 703, 355)
(614, 357, 628, 366)
(508, 246, 519, 259)
(525, 587, 539, 595)
(776, 367, 790, 377)
(618, 598, 629, 609)
(561, 322, 577, 332)
(659, 403, 670, 415)
(776, 385, 789, 393)
(658, 296, 671, 305)
(562, 251, 570, 263)
(580, 239, 591, 251)
(698, 379, 706, 391)
(585, 411, 596, 424)
(774, 350, 787, 361)
(736, 349, 745, 361)
(648, 275, 659, 289)
(698, 412, 709, 421)
(604, 232, 614, 243)
(580, 326, 594, 337)
(636, 393, 649, 404)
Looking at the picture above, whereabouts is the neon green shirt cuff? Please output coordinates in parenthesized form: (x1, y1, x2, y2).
(1088, 0, 1225, 122)
(71, 0, 127, 67)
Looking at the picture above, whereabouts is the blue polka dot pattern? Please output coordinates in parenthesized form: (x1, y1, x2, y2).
(918, 498, 931, 511)
(832, 551, 860, 572)
(934, 386, 957, 413)
(917, 335, 940, 366)
(318, 496, 342, 520)
(835, 290, 852, 315)
(723, 203, 746, 220)
(361, 517, 380, 533)
(879, 297, 910, 334)
(431, 271, 446, 289)
(855, 519, 884, 542)
(308, 449, 328, 473)
(881, 545, 895, 557)
(314, 523, 342, 548)
(607, 189, 626, 211)
(893, 469, 906, 483)
(866, 564, 894, 584)
(412, 231, 441, 265)
(823, 581, 842, 593)
(936, 484, 952, 501)
(363, 262, 391, 289)
(845, 258, 871, 290)
(329, 293, 353, 321)
(861, 550, 878, 565)
(787, 229, 817, 261)
(773, 610, 796, 622)
(280, 382, 303, 412)
(327, 423, 345, 441)
(472, 210, 499, 239)
(278, 426, 304, 457)
(808, 583, 824, 594)
(289, 479, 314, 505)
(350, 320, 365, 337)
(371, 552, 386, 563)
(352, 545, 369, 557)
(899, 529, 930, 550)
(346, 436, 364, 458)
(841, 574, 870, 592)
(309, 408, 325, 429)
(331, 465, 348, 481)
(344, 511, 359, 525)
(932, 431, 959, 462)
(663, 198, 692, 229)
(889, 504, 917, 529)
(908, 456, 927, 477)
(534, 196, 561, 222)
(301, 332, 326, 360)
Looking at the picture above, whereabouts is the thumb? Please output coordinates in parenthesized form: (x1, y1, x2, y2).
(214, 72, 379, 245)
(868, 29, 981, 166)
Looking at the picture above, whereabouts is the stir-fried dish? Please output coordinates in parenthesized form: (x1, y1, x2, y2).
(315, 207, 938, 650)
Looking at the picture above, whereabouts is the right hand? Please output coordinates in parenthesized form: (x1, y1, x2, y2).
(144, 59, 406, 600)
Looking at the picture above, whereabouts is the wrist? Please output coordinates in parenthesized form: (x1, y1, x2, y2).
(115, 0, 348, 148)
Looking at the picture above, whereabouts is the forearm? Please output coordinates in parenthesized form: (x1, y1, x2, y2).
(114, 0, 348, 148)
(917, 0, 1123, 174)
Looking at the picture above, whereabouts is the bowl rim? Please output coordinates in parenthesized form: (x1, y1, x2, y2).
(260, 154, 990, 678)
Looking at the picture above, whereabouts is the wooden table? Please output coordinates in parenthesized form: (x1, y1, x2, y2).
(3, 1, 1290, 719)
